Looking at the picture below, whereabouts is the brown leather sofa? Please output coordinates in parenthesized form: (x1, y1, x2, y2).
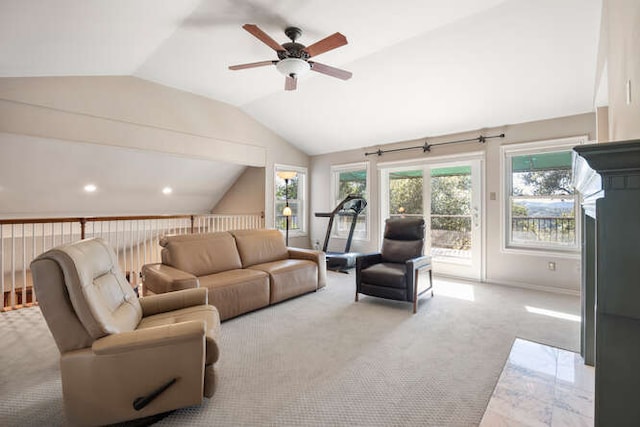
(31, 237, 220, 426)
(142, 229, 327, 321)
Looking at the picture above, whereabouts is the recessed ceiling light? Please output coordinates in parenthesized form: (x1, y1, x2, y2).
(162, 187, 173, 195)
(84, 184, 97, 193)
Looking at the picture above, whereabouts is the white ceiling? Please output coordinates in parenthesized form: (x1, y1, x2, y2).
(0, 133, 245, 217)
(0, 0, 602, 156)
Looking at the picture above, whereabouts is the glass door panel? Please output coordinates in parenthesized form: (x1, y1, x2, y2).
(381, 158, 483, 281)
(388, 170, 423, 217)
(430, 166, 472, 263)
(428, 160, 482, 280)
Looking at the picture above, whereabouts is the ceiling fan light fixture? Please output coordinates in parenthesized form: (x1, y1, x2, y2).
(276, 58, 310, 78)
(231, 24, 351, 90)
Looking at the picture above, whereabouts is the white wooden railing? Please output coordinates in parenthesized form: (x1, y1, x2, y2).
(0, 213, 264, 311)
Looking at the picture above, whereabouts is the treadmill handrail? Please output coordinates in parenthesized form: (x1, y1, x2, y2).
(314, 195, 367, 252)
(314, 195, 362, 218)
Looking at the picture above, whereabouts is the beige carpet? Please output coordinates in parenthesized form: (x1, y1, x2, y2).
(0, 272, 580, 426)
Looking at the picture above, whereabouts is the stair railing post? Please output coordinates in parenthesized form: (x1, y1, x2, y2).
(80, 218, 87, 240)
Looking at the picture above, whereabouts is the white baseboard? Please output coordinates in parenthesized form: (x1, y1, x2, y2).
(424, 272, 580, 297)
(486, 279, 580, 297)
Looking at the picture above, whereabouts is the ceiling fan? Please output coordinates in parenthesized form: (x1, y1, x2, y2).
(229, 24, 352, 91)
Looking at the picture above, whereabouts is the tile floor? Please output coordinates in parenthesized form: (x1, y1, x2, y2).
(480, 338, 595, 427)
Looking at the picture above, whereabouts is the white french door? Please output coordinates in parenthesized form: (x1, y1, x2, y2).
(380, 156, 484, 280)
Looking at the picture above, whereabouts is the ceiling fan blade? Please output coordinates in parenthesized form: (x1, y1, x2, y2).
(303, 32, 348, 58)
(243, 24, 285, 51)
(229, 60, 276, 70)
(309, 61, 352, 80)
(285, 76, 297, 91)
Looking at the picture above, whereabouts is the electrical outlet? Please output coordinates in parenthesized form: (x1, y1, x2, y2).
(548, 261, 556, 271)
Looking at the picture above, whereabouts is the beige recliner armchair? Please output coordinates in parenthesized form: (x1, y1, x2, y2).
(31, 238, 220, 426)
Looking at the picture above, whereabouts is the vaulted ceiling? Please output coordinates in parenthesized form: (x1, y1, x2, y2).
(0, 0, 602, 156)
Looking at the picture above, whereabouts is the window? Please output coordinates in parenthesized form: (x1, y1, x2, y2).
(274, 165, 307, 235)
(331, 162, 369, 240)
(503, 137, 584, 252)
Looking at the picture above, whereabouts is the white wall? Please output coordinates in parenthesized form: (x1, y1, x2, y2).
(604, 0, 640, 141)
(311, 113, 596, 293)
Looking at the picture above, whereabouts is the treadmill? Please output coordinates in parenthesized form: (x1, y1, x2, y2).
(315, 195, 368, 272)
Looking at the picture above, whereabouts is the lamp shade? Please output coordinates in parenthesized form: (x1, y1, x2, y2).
(276, 58, 310, 78)
(277, 171, 298, 180)
(282, 206, 292, 216)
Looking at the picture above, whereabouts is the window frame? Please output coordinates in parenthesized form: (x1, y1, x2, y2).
(330, 161, 370, 242)
(500, 136, 587, 256)
(274, 164, 308, 237)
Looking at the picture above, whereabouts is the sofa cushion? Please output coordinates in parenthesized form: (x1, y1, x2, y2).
(44, 238, 142, 339)
(360, 263, 407, 289)
(198, 269, 270, 321)
(230, 229, 288, 268)
(381, 239, 423, 263)
(248, 259, 317, 304)
(161, 232, 242, 277)
(380, 217, 425, 263)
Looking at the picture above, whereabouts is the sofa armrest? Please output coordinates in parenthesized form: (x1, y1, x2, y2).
(288, 248, 327, 289)
(140, 288, 208, 317)
(92, 320, 205, 355)
(406, 255, 432, 272)
(406, 256, 433, 296)
(142, 263, 199, 295)
(356, 253, 383, 271)
(355, 253, 382, 292)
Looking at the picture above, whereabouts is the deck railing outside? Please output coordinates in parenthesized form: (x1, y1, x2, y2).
(1, 213, 264, 311)
(512, 216, 575, 244)
(386, 214, 575, 256)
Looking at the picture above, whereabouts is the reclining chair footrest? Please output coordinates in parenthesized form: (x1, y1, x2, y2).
(133, 378, 178, 411)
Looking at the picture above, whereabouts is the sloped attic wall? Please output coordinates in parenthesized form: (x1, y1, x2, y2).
(0, 76, 309, 223)
(212, 167, 265, 215)
(0, 134, 245, 217)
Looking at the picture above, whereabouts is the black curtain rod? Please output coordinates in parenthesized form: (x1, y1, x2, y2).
(364, 133, 505, 157)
